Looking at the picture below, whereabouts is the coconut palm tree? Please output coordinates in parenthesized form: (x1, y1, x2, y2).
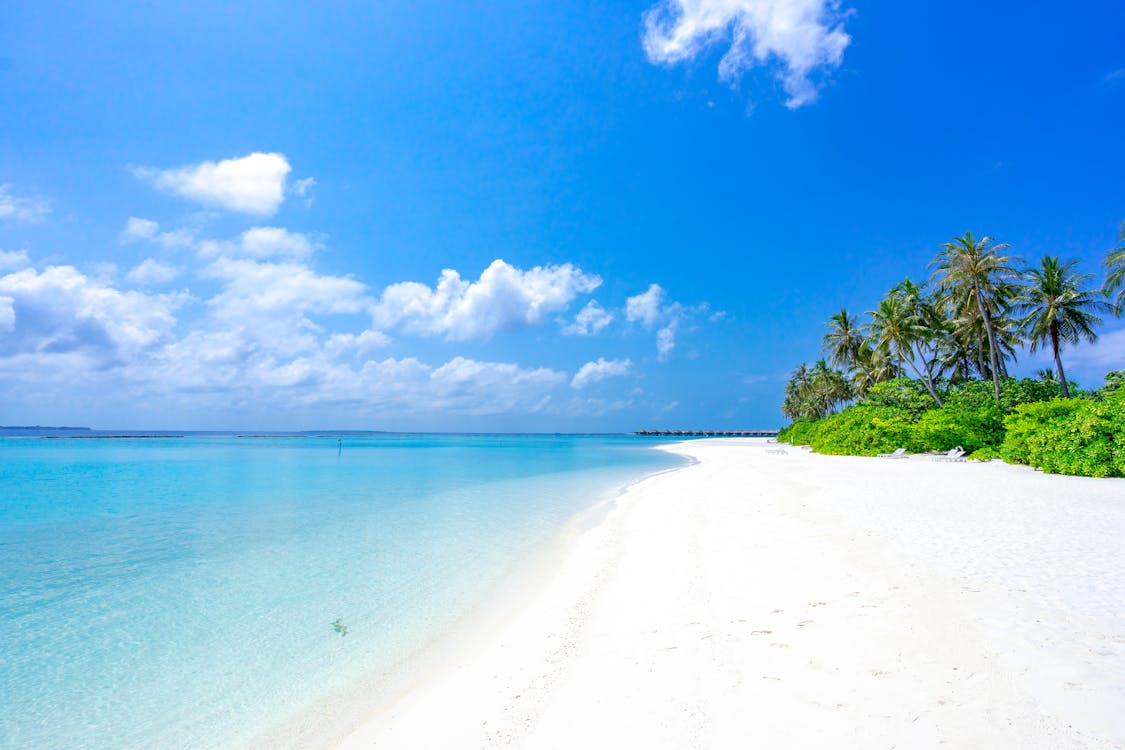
(931, 232, 1019, 401)
(851, 340, 900, 397)
(822, 308, 864, 371)
(1016, 255, 1111, 398)
(867, 285, 944, 406)
(810, 358, 853, 416)
(1104, 221, 1125, 315)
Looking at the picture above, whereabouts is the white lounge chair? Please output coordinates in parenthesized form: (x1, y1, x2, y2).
(877, 448, 908, 459)
(934, 446, 966, 462)
(766, 446, 788, 455)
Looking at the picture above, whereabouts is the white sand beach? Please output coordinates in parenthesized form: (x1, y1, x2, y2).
(337, 439, 1125, 749)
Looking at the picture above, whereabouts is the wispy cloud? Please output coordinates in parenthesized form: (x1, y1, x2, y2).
(571, 357, 633, 389)
(0, 184, 50, 223)
(642, 0, 851, 108)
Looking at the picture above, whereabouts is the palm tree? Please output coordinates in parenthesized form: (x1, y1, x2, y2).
(810, 358, 853, 416)
(1103, 221, 1125, 315)
(851, 340, 900, 397)
(867, 286, 944, 406)
(822, 308, 864, 371)
(1017, 255, 1111, 398)
(932, 232, 1019, 401)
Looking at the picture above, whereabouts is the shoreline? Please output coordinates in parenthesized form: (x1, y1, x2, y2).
(335, 438, 1125, 748)
(249, 450, 693, 749)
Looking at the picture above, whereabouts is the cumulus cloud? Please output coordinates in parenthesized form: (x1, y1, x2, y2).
(125, 258, 181, 286)
(562, 299, 614, 336)
(571, 357, 633, 389)
(372, 259, 602, 341)
(642, 0, 852, 108)
(133, 152, 293, 216)
(199, 226, 319, 260)
(0, 184, 49, 222)
(626, 284, 666, 328)
(0, 264, 185, 364)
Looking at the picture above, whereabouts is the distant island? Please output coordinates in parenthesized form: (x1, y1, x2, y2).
(1, 425, 91, 431)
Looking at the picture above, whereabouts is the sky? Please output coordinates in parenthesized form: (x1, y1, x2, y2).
(0, 0, 1123, 431)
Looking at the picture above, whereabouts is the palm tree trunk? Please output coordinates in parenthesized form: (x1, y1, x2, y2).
(975, 287, 1003, 401)
(902, 353, 944, 407)
(1050, 323, 1070, 399)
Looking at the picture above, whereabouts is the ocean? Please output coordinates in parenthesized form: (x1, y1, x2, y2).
(0, 433, 684, 749)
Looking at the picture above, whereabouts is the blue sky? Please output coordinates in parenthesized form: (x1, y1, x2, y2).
(1, 0, 1122, 431)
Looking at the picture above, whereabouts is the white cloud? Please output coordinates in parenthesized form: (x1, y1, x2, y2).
(0, 296, 14, 332)
(0, 249, 30, 271)
(292, 177, 316, 207)
(372, 259, 602, 341)
(626, 283, 718, 361)
(0, 265, 185, 364)
(1063, 328, 1125, 373)
(625, 284, 666, 328)
(120, 217, 194, 249)
(562, 299, 614, 336)
(125, 258, 181, 286)
(657, 322, 678, 361)
(571, 357, 633, 389)
(199, 226, 319, 260)
(205, 257, 367, 317)
(642, 0, 851, 108)
(133, 152, 292, 216)
(325, 329, 391, 358)
(0, 184, 49, 222)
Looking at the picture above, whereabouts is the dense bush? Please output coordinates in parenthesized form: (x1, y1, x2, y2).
(911, 405, 1004, 453)
(944, 378, 1065, 413)
(778, 373, 1124, 478)
(1001, 390, 1125, 477)
(864, 378, 936, 419)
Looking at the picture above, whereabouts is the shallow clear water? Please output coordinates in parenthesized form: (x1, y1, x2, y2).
(0, 434, 682, 749)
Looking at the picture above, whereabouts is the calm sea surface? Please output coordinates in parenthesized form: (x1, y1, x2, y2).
(0, 434, 683, 749)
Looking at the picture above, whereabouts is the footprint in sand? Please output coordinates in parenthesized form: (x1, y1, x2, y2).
(870, 669, 890, 677)
(797, 620, 814, 627)
(771, 642, 790, 649)
(751, 629, 772, 635)
(809, 602, 827, 607)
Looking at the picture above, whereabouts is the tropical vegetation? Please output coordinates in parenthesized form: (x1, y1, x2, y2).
(778, 228, 1125, 478)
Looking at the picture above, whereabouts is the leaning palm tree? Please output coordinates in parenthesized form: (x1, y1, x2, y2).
(867, 288, 944, 406)
(931, 232, 1019, 401)
(822, 308, 864, 371)
(1016, 255, 1111, 398)
(1103, 221, 1125, 315)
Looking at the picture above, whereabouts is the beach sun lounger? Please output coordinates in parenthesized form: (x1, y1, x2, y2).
(877, 448, 908, 458)
(934, 446, 967, 462)
(766, 447, 788, 455)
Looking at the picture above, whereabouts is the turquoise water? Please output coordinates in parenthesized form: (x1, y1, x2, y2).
(0, 434, 682, 749)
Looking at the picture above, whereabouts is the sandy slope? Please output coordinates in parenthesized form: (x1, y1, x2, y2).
(336, 439, 1125, 749)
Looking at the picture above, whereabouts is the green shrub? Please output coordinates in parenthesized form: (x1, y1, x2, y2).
(795, 404, 915, 456)
(968, 446, 1002, 461)
(911, 406, 1004, 453)
(1001, 390, 1125, 477)
(944, 377, 1064, 413)
(778, 375, 1124, 478)
(1000, 399, 1084, 465)
(865, 378, 936, 419)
